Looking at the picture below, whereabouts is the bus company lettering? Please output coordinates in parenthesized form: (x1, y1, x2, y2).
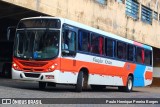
(105, 60, 112, 65)
(93, 57, 103, 63)
(93, 57, 112, 65)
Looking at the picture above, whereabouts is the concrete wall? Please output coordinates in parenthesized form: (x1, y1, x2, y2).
(153, 67, 160, 77)
(2, 0, 160, 48)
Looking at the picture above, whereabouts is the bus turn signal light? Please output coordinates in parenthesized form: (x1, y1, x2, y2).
(12, 62, 21, 71)
(47, 64, 57, 72)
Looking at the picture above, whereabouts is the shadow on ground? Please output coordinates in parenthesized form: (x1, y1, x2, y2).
(0, 78, 141, 93)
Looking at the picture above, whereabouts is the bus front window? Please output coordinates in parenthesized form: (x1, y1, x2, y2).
(14, 30, 60, 60)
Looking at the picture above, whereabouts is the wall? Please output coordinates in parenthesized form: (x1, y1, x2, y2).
(2, 0, 160, 48)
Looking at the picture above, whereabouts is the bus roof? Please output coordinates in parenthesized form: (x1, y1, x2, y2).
(20, 16, 152, 50)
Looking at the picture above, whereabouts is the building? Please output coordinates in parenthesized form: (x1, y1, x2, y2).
(0, 0, 160, 85)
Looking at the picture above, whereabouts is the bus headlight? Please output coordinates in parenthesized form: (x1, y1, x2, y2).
(47, 64, 57, 72)
(12, 62, 21, 71)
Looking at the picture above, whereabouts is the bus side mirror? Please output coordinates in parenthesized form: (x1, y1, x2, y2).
(7, 26, 16, 40)
(62, 50, 76, 57)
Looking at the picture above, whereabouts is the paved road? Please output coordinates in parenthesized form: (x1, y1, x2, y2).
(0, 78, 160, 107)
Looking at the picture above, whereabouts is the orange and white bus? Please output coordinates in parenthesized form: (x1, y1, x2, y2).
(12, 17, 153, 92)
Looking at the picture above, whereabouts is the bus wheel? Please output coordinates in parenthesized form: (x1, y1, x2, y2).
(91, 85, 106, 91)
(75, 71, 84, 92)
(118, 76, 133, 92)
(39, 82, 47, 90)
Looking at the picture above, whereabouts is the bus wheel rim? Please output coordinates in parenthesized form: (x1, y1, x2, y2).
(128, 79, 132, 90)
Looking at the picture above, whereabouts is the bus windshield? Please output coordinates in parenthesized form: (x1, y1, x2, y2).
(14, 29, 60, 60)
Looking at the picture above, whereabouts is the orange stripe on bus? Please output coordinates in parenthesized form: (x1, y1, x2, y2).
(14, 57, 137, 86)
(60, 58, 136, 86)
(121, 63, 136, 85)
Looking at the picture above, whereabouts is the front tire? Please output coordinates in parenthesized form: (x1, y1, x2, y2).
(75, 71, 84, 92)
(118, 76, 133, 92)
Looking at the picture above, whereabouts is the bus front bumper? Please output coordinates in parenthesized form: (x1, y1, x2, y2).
(12, 68, 59, 83)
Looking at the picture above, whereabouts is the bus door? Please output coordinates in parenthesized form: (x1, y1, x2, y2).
(60, 24, 78, 73)
(0, 26, 16, 78)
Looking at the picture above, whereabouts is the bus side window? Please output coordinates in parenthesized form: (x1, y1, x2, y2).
(90, 34, 104, 55)
(105, 38, 115, 57)
(117, 42, 127, 60)
(91, 34, 97, 54)
(127, 44, 135, 62)
(62, 30, 76, 51)
(145, 50, 152, 65)
(99, 36, 104, 55)
(78, 30, 90, 52)
(136, 47, 144, 64)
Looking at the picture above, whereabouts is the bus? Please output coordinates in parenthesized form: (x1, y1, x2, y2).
(0, 26, 16, 78)
(12, 17, 153, 92)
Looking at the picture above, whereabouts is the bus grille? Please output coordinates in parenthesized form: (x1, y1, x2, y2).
(23, 68, 44, 71)
(20, 61, 47, 67)
(24, 73, 40, 78)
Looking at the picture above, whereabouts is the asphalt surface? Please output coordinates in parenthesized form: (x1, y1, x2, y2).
(0, 78, 160, 107)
